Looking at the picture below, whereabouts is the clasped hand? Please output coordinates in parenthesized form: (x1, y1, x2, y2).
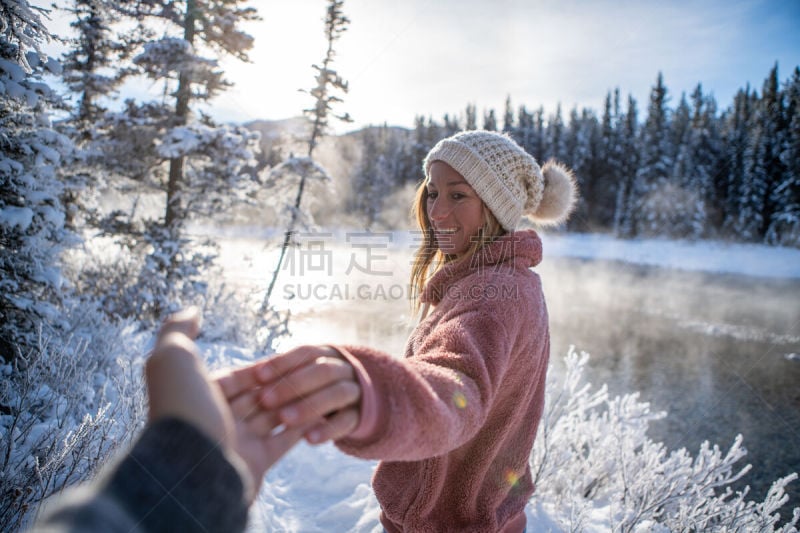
(147, 308, 362, 501)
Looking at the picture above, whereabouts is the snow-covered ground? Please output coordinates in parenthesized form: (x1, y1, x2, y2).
(199, 230, 800, 532)
(541, 232, 800, 279)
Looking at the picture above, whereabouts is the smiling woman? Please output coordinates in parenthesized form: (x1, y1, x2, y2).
(425, 161, 487, 256)
(226, 129, 577, 532)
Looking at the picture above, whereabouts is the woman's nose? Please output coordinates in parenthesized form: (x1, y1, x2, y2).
(428, 198, 449, 221)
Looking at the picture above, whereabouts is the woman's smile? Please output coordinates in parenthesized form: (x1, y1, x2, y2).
(426, 161, 485, 256)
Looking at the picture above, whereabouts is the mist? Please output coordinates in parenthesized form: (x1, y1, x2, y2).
(539, 256, 800, 510)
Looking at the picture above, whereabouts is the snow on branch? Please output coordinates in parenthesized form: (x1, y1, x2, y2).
(531, 347, 799, 531)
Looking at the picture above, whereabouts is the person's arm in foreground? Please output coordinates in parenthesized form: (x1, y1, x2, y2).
(31, 308, 306, 533)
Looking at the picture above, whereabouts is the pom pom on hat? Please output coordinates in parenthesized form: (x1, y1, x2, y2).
(527, 160, 578, 226)
(423, 130, 578, 230)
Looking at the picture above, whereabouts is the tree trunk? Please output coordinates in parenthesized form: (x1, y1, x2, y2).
(165, 0, 196, 230)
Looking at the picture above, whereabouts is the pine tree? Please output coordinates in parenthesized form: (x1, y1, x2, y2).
(410, 114, 431, 183)
(93, 0, 261, 321)
(503, 95, 514, 133)
(157, 0, 259, 230)
(465, 102, 477, 130)
(442, 112, 460, 136)
(532, 106, 546, 162)
(352, 126, 398, 228)
(58, 0, 145, 230)
(613, 94, 640, 237)
(546, 103, 566, 162)
(263, 0, 350, 309)
(514, 104, 533, 151)
(766, 66, 800, 245)
(632, 72, 673, 236)
(0, 0, 72, 356)
(738, 64, 787, 241)
(483, 108, 497, 131)
(599, 90, 624, 229)
(425, 115, 443, 145)
(687, 84, 723, 238)
(720, 85, 755, 237)
(60, 0, 134, 128)
(669, 91, 702, 237)
(565, 107, 603, 230)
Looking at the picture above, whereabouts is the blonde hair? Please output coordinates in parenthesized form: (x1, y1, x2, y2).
(409, 179, 505, 313)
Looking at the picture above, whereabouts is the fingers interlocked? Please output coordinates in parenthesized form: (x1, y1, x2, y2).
(223, 346, 362, 445)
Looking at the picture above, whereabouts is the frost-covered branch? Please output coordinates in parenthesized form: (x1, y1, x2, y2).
(531, 348, 799, 532)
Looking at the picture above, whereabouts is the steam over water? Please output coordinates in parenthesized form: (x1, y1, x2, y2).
(541, 257, 800, 511)
(218, 233, 800, 514)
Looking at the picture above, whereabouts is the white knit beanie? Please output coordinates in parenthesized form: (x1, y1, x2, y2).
(423, 130, 577, 231)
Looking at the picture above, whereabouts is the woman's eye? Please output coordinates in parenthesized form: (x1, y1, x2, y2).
(427, 191, 438, 200)
(452, 193, 465, 200)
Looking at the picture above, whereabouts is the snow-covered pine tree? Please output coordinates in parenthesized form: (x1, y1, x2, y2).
(546, 103, 567, 162)
(687, 84, 723, 238)
(613, 93, 640, 237)
(601, 89, 625, 231)
(129, 0, 260, 233)
(668, 92, 701, 238)
(532, 105, 546, 163)
(720, 85, 756, 238)
(410, 114, 432, 182)
(631, 72, 673, 237)
(0, 6, 140, 528)
(73, 0, 262, 323)
(262, 0, 350, 310)
(425, 115, 443, 147)
(60, 0, 134, 128)
(465, 102, 477, 130)
(513, 104, 533, 152)
(502, 95, 514, 133)
(564, 107, 602, 231)
(482, 108, 497, 131)
(738, 64, 787, 242)
(442, 112, 460, 136)
(766, 66, 800, 246)
(0, 0, 72, 357)
(57, 0, 143, 230)
(351, 126, 399, 229)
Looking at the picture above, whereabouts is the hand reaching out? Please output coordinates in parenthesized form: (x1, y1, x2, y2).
(146, 308, 307, 502)
(227, 345, 363, 445)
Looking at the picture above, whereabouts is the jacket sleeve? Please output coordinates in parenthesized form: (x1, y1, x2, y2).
(334, 288, 517, 462)
(30, 418, 250, 533)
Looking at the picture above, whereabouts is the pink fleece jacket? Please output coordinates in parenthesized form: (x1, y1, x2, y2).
(334, 230, 550, 532)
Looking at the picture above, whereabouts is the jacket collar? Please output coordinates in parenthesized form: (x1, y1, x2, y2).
(420, 229, 543, 305)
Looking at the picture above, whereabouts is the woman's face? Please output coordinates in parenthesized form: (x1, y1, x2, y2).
(426, 161, 485, 256)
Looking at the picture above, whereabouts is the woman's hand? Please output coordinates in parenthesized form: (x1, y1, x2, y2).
(254, 345, 362, 445)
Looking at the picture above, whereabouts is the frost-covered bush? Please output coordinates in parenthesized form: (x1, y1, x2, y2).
(63, 227, 289, 351)
(531, 349, 800, 532)
(63, 221, 219, 326)
(0, 306, 147, 531)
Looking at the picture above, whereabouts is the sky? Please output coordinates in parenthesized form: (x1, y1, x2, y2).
(41, 0, 800, 133)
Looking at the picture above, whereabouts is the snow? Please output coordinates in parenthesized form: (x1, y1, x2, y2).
(0, 206, 35, 231)
(541, 232, 800, 279)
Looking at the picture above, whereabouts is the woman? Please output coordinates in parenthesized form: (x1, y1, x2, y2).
(252, 130, 577, 532)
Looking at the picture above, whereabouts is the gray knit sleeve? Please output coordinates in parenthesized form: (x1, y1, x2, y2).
(33, 417, 250, 533)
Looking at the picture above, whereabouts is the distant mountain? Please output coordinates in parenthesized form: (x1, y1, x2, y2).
(244, 116, 311, 141)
